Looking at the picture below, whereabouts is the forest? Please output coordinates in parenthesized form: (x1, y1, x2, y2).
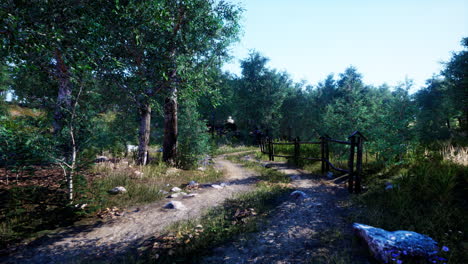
(1, 0, 467, 263)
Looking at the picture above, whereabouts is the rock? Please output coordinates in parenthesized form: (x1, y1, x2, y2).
(163, 201, 186, 210)
(353, 223, 439, 263)
(211, 184, 223, 189)
(171, 187, 182, 192)
(197, 167, 206, 171)
(167, 193, 180, 198)
(74, 203, 88, 210)
(166, 168, 180, 175)
(159, 190, 169, 195)
(385, 182, 394, 190)
(134, 171, 144, 177)
(264, 163, 273, 168)
(290, 190, 308, 199)
(95, 156, 109, 163)
(188, 180, 198, 186)
(108, 186, 127, 194)
(290, 175, 301, 180)
(220, 182, 228, 187)
(183, 193, 198, 198)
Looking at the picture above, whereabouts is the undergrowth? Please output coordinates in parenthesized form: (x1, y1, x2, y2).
(353, 150, 468, 263)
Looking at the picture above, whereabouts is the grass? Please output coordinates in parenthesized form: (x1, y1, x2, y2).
(86, 162, 222, 210)
(211, 144, 258, 156)
(353, 149, 468, 263)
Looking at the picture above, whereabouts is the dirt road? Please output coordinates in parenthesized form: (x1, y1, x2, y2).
(3, 153, 259, 264)
(203, 161, 368, 264)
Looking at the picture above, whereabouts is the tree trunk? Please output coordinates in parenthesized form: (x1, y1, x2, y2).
(53, 49, 72, 134)
(137, 103, 151, 165)
(163, 86, 178, 166)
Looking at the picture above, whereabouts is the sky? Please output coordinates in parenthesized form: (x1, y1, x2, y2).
(223, 0, 468, 92)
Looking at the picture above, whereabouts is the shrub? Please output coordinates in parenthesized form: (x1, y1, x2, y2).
(177, 103, 211, 169)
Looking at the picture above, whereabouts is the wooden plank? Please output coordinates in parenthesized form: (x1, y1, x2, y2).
(298, 141, 321, 145)
(322, 159, 349, 173)
(273, 154, 294, 158)
(301, 157, 322, 161)
(325, 138, 352, 145)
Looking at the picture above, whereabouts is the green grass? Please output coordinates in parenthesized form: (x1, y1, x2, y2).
(211, 145, 258, 156)
(84, 162, 223, 211)
(353, 150, 468, 263)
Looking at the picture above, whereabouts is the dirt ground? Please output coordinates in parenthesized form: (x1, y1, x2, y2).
(2, 154, 370, 264)
(2, 153, 259, 264)
(203, 161, 370, 264)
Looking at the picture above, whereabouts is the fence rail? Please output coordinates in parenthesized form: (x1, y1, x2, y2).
(259, 131, 365, 194)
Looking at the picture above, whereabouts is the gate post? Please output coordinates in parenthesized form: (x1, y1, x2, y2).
(294, 137, 300, 165)
(321, 136, 325, 175)
(355, 136, 363, 193)
(268, 137, 273, 161)
(348, 135, 356, 193)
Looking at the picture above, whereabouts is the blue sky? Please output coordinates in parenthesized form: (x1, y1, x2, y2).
(223, 0, 468, 92)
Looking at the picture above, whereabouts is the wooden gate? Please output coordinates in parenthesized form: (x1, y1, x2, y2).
(260, 131, 366, 194)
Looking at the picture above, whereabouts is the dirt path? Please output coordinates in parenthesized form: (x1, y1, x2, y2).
(203, 160, 368, 264)
(3, 152, 259, 264)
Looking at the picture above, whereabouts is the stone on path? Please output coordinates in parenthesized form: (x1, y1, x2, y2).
(211, 184, 223, 189)
(108, 186, 127, 194)
(183, 193, 198, 198)
(163, 201, 186, 210)
(188, 180, 198, 187)
(353, 223, 439, 263)
(171, 187, 182, 192)
(290, 190, 308, 199)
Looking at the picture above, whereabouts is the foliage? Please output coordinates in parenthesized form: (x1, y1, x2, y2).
(0, 114, 55, 167)
(354, 151, 468, 263)
(177, 101, 212, 169)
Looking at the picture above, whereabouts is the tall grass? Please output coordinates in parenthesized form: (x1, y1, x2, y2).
(354, 150, 468, 263)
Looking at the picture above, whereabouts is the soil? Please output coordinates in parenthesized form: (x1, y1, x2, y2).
(203, 161, 370, 264)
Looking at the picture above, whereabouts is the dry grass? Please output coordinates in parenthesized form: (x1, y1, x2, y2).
(440, 145, 468, 166)
(87, 160, 223, 209)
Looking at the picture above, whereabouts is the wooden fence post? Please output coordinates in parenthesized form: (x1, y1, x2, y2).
(348, 135, 356, 193)
(271, 138, 275, 161)
(321, 136, 325, 175)
(268, 137, 273, 161)
(325, 138, 330, 172)
(355, 136, 363, 193)
(294, 137, 300, 165)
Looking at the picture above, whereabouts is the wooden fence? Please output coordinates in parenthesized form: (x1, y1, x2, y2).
(259, 131, 366, 194)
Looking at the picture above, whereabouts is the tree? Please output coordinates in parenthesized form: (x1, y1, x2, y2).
(235, 51, 291, 137)
(442, 37, 468, 132)
(1, 1, 107, 201)
(98, 0, 242, 165)
(415, 77, 457, 141)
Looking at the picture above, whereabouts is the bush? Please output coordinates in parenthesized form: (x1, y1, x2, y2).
(0, 114, 55, 167)
(177, 103, 211, 169)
